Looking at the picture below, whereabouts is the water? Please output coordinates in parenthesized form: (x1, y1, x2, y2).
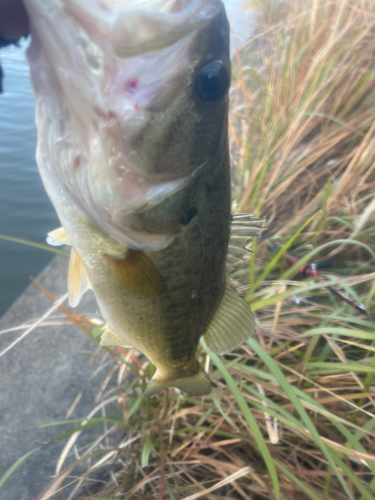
(0, 43, 60, 316)
(0, 1, 252, 317)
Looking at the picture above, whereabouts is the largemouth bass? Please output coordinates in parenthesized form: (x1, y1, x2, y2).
(24, 0, 264, 396)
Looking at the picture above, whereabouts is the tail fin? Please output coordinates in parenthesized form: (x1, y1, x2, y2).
(143, 365, 211, 398)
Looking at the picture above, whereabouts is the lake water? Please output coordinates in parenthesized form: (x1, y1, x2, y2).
(0, 44, 60, 316)
(0, 1, 252, 317)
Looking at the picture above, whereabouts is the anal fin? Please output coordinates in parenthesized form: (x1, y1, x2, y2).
(68, 247, 91, 307)
(203, 280, 255, 355)
(47, 227, 71, 246)
(100, 324, 133, 348)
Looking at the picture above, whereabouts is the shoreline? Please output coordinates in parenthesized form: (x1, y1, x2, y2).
(0, 255, 116, 500)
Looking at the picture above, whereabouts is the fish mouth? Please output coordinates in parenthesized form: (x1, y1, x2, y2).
(25, 0, 229, 252)
(65, 0, 222, 57)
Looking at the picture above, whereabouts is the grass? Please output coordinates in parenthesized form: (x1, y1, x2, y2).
(2, 0, 375, 498)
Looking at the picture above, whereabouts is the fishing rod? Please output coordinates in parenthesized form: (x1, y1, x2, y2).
(267, 240, 375, 322)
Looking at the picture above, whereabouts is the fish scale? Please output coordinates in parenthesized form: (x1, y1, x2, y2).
(25, 0, 265, 396)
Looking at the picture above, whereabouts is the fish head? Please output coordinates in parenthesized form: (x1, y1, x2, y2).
(25, 0, 231, 250)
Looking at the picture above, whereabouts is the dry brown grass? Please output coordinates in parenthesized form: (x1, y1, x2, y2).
(231, 0, 375, 240)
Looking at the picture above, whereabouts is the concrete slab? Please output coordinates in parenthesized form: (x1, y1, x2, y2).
(0, 255, 120, 500)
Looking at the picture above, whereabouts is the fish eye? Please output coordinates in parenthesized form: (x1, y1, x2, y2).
(195, 60, 230, 104)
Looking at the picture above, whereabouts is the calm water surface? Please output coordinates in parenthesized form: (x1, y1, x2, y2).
(0, 43, 60, 316)
(0, 1, 251, 317)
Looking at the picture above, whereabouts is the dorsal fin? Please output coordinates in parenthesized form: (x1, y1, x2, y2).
(68, 247, 91, 307)
(47, 227, 71, 246)
(105, 249, 164, 296)
(227, 214, 266, 273)
(231, 213, 265, 225)
(203, 279, 255, 355)
(230, 213, 265, 242)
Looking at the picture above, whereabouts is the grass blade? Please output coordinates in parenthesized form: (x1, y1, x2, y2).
(201, 338, 281, 500)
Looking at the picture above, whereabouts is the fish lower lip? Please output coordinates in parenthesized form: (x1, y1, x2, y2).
(110, 0, 221, 57)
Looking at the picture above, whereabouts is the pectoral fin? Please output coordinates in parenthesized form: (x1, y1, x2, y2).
(47, 227, 71, 246)
(203, 280, 255, 355)
(105, 249, 164, 296)
(68, 247, 91, 307)
(143, 365, 211, 397)
(100, 324, 133, 348)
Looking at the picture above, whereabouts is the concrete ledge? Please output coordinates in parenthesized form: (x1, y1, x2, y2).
(0, 255, 118, 500)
